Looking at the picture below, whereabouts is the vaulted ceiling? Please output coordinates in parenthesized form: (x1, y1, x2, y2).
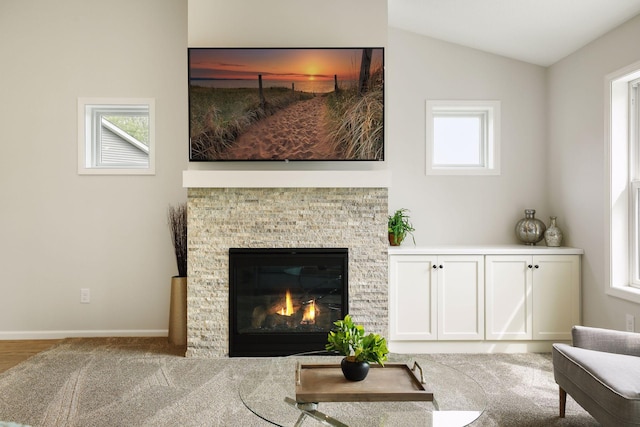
(388, 0, 640, 66)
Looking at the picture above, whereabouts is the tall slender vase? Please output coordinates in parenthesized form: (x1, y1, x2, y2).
(544, 216, 563, 247)
(168, 276, 187, 346)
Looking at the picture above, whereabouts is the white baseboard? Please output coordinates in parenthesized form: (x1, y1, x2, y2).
(0, 330, 168, 340)
(389, 340, 569, 353)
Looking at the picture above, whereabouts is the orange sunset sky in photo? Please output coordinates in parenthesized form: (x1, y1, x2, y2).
(189, 48, 383, 82)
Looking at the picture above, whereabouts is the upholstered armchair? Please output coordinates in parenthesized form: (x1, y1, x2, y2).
(552, 326, 640, 426)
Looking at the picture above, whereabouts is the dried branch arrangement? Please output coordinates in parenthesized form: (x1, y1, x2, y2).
(168, 203, 187, 277)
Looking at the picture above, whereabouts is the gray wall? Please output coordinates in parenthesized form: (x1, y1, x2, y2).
(547, 14, 640, 330)
(1, 0, 637, 337)
(386, 28, 548, 245)
(0, 0, 188, 337)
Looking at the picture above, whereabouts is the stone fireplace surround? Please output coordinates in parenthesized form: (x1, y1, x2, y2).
(184, 170, 390, 357)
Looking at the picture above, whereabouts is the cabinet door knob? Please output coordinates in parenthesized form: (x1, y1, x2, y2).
(432, 265, 437, 269)
(439, 265, 444, 269)
(534, 265, 540, 269)
(528, 265, 533, 269)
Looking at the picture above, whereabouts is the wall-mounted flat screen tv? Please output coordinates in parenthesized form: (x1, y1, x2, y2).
(188, 47, 384, 161)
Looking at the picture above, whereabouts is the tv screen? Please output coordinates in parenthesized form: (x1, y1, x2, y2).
(188, 47, 384, 161)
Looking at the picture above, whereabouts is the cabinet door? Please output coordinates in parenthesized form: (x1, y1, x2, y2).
(389, 255, 437, 340)
(532, 255, 580, 340)
(485, 255, 533, 340)
(437, 255, 485, 340)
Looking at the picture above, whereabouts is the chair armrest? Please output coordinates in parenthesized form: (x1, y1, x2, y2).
(572, 325, 640, 357)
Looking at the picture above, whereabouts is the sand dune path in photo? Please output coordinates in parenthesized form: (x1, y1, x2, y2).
(225, 95, 338, 160)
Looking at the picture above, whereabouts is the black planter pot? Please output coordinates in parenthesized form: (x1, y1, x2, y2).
(340, 358, 370, 381)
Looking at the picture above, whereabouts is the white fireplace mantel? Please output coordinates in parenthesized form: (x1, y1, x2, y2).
(182, 169, 391, 188)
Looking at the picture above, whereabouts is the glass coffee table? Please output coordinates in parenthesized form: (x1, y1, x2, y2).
(239, 354, 486, 427)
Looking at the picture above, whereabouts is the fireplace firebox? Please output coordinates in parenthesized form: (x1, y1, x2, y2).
(229, 248, 348, 357)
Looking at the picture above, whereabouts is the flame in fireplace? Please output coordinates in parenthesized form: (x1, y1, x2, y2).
(301, 299, 317, 324)
(278, 290, 294, 316)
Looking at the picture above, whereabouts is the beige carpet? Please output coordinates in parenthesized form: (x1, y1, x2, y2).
(0, 338, 597, 427)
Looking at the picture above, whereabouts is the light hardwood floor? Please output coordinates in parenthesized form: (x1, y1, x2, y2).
(0, 340, 62, 374)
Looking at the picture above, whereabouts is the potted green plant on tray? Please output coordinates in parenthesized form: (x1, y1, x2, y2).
(326, 314, 388, 381)
(388, 208, 415, 246)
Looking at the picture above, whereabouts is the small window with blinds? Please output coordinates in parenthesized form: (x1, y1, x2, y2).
(78, 98, 155, 175)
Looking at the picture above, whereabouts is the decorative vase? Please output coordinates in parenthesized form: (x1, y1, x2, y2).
(168, 276, 187, 346)
(515, 209, 546, 245)
(389, 232, 405, 246)
(544, 216, 563, 247)
(340, 358, 370, 381)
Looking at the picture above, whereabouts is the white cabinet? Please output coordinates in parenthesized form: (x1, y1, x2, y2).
(389, 255, 436, 340)
(389, 254, 484, 341)
(485, 255, 532, 340)
(485, 255, 580, 341)
(438, 256, 485, 340)
(389, 246, 582, 351)
(531, 255, 581, 340)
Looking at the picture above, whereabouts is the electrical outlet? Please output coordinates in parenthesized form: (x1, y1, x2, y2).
(80, 288, 90, 304)
(626, 314, 635, 332)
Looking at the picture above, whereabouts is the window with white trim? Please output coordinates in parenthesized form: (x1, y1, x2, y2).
(630, 78, 640, 288)
(78, 98, 155, 175)
(426, 100, 500, 175)
(606, 62, 640, 303)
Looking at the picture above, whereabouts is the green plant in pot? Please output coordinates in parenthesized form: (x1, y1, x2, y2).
(325, 314, 388, 381)
(388, 208, 415, 246)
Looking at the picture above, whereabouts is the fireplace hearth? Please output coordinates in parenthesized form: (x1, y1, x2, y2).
(229, 248, 348, 357)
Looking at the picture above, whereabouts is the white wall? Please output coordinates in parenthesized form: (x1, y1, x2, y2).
(187, 0, 550, 246)
(186, 0, 388, 173)
(3, 0, 636, 337)
(189, 0, 386, 48)
(0, 0, 386, 338)
(387, 28, 549, 245)
(548, 14, 640, 330)
(0, 0, 188, 338)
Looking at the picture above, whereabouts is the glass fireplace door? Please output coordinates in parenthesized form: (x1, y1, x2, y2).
(229, 248, 348, 357)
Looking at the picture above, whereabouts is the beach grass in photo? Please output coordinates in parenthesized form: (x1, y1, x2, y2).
(325, 68, 384, 161)
(188, 48, 384, 161)
(189, 86, 311, 159)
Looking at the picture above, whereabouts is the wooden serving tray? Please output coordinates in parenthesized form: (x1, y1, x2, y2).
(295, 363, 434, 403)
